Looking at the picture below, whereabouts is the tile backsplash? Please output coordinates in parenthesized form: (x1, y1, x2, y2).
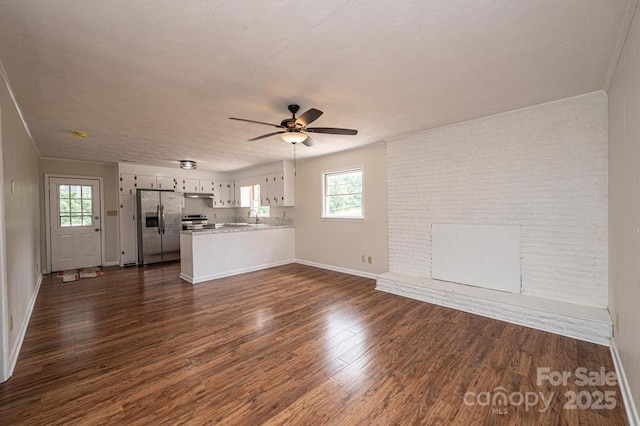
(183, 197, 294, 226)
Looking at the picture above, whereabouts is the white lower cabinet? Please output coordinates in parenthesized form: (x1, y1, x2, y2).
(180, 228, 295, 283)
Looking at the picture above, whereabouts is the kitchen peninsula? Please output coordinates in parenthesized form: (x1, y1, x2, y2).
(179, 224, 295, 284)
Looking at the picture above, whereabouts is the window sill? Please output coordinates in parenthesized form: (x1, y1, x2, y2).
(321, 216, 365, 222)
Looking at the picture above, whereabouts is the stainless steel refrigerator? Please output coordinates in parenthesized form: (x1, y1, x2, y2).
(136, 190, 182, 265)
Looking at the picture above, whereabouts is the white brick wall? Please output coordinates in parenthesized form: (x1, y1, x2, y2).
(387, 91, 608, 308)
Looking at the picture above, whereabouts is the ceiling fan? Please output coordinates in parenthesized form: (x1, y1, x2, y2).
(229, 104, 358, 147)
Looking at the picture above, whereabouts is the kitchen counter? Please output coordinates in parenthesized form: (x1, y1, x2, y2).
(181, 223, 293, 235)
(180, 225, 295, 284)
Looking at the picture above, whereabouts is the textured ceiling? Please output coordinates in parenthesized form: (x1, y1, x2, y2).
(0, 0, 635, 172)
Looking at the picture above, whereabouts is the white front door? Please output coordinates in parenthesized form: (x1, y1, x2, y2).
(49, 177, 102, 271)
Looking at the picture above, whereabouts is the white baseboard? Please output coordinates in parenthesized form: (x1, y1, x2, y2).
(376, 271, 612, 346)
(6, 273, 42, 380)
(294, 259, 379, 280)
(102, 261, 119, 267)
(610, 338, 640, 426)
(183, 260, 296, 284)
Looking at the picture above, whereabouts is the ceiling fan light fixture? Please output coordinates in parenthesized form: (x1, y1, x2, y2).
(180, 160, 197, 170)
(281, 131, 308, 144)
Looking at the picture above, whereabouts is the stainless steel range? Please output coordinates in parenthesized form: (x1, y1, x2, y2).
(182, 214, 208, 230)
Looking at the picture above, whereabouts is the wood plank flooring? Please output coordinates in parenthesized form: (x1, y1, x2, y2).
(0, 263, 627, 425)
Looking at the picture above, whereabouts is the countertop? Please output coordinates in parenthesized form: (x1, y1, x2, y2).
(181, 223, 294, 236)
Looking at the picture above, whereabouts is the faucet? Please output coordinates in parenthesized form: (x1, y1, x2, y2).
(247, 209, 259, 224)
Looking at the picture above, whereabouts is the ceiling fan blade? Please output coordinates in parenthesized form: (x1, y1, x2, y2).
(248, 131, 284, 141)
(302, 136, 314, 147)
(295, 108, 323, 127)
(230, 117, 281, 128)
(305, 127, 358, 135)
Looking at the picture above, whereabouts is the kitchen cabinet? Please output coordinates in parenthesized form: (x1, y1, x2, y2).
(121, 173, 177, 193)
(156, 176, 177, 190)
(215, 181, 234, 207)
(268, 173, 285, 205)
(202, 179, 216, 193)
(119, 195, 137, 265)
(180, 227, 295, 283)
(260, 172, 287, 206)
(182, 178, 201, 193)
(136, 174, 158, 189)
(119, 173, 136, 195)
(181, 178, 216, 194)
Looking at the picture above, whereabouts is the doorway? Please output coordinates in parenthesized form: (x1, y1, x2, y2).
(47, 176, 103, 272)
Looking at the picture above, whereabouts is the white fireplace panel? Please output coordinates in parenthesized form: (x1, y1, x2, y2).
(431, 224, 521, 293)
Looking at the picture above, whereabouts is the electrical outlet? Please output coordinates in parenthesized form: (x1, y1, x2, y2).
(368, 256, 373, 264)
(214, 213, 217, 219)
(283, 211, 287, 218)
(361, 255, 366, 263)
(11, 180, 15, 194)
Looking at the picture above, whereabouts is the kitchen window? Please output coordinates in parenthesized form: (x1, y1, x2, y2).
(240, 184, 270, 217)
(322, 167, 364, 219)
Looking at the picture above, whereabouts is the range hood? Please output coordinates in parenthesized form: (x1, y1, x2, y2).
(184, 193, 214, 199)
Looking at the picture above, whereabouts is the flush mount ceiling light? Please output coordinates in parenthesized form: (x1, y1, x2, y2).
(71, 130, 88, 139)
(180, 160, 197, 170)
(280, 131, 308, 144)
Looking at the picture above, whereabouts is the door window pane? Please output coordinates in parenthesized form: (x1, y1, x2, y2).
(59, 184, 93, 227)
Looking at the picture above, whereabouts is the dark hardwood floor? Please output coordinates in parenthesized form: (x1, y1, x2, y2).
(0, 263, 627, 425)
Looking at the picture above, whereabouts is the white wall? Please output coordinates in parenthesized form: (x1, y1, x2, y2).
(608, 4, 640, 419)
(0, 65, 41, 380)
(39, 159, 119, 269)
(295, 143, 388, 276)
(387, 92, 608, 307)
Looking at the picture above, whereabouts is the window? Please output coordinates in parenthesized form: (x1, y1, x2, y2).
(58, 184, 93, 227)
(323, 168, 364, 219)
(240, 184, 270, 217)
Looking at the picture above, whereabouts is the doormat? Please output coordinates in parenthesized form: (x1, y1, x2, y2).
(57, 267, 102, 282)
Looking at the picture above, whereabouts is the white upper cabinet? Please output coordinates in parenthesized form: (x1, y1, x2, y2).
(180, 178, 216, 194)
(257, 162, 294, 206)
(156, 176, 177, 190)
(267, 172, 285, 205)
(120, 173, 178, 193)
(182, 178, 201, 193)
(212, 181, 234, 207)
(120, 173, 136, 195)
(202, 179, 216, 194)
(136, 174, 158, 189)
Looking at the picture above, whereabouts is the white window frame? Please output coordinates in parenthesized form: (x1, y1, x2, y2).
(322, 166, 365, 220)
(241, 184, 270, 217)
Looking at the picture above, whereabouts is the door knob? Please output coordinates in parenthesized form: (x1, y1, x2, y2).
(94, 228, 100, 232)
